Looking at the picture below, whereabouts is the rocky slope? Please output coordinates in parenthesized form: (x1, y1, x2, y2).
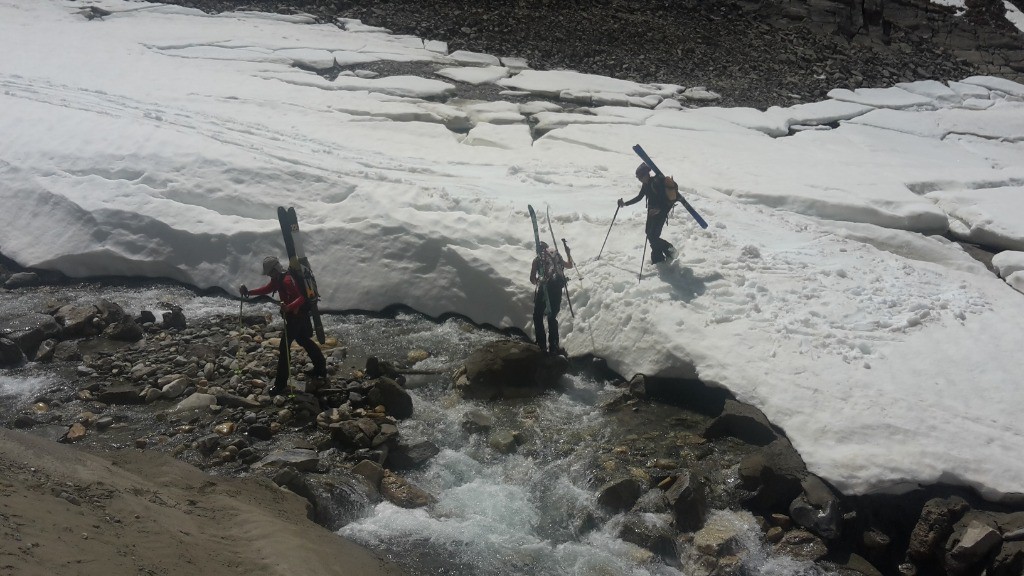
(168, 0, 1024, 109)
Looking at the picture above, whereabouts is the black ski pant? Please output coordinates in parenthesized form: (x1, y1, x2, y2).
(533, 280, 564, 353)
(275, 312, 326, 388)
(646, 212, 674, 263)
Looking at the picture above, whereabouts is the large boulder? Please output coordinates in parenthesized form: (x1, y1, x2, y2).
(4, 272, 40, 289)
(738, 438, 808, 512)
(386, 440, 440, 471)
(703, 399, 779, 446)
(0, 313, 62, 359)
(367, 377, 414, 419)
(456, 340, 568, 400)
(665, 472, 708, 533)
(789, 475, 842, 540)
(945, 520, 1002, 576)
(908, 496, 971, 564)
(54, 304, 101, 339)
(0, 338, 25, 367)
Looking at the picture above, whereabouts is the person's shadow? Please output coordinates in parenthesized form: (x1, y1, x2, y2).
(654, 262, 721, 302)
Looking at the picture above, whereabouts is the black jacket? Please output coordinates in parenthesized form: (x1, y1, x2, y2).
(622, 176, 671, 213)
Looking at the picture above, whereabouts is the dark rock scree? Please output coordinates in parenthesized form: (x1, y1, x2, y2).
(163, 0, 1024, 109)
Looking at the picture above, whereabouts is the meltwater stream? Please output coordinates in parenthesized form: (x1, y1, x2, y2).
(320, 314, 831, 576)
(0, 282, 831, 576)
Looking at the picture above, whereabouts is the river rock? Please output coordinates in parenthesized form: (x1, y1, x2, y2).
(162, 306, 187, 330)
(0, 313, 62, 358)
(738, 438, 807, 512)
(619, 512, 676, 557)
(256, 448, 320, 472)
(34, 338, 57, 362)
(161, 377, 189, 399)
(908, 496, 970, 563)
(103, 319, 143, 342)
(54, 304, 100, 339)
(789, 475, 841, 540)
(458, 340, 568, 400)
(944, 520, 1002, 575)
(380, 472, 435, 508)
(98, 384, 145, 405)
(386, 440, 440, 470)
(665, 471, 708, 532)
(352, 459, 386, 490)
(703, 399, 778, 446)
(367, 377, 413, 419)
(488, 429, 517, 453)
(773, 528, 828, 562)
(12, 414, 38, 429)
(62, 422, 88, 443)
(4, 271, 40, 288)
(0, 337, 25, 367)
(172, 392, 217, 412)
(462, 409, 493, 432)
(53, 340, 81, 361)
(597, 477, 643, 512)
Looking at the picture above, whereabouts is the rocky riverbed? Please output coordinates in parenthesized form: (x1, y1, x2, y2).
(3, 262, 1024, 576)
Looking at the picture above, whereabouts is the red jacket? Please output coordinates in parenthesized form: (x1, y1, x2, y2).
(248, 272, 306, 315)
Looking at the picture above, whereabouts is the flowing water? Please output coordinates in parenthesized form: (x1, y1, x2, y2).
(0, 282, 833, 576)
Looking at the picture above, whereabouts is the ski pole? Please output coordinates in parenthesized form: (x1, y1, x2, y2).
(597, 205, 619, 260)
(638, 237, 648, 283)
(561, 238, 584, 282)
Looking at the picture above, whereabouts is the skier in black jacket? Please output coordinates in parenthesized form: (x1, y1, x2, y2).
(618, 162, 676, 264)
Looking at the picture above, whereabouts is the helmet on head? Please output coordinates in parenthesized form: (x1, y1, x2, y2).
(262, 256, 284, 276)
(539, 241, 549, 249)
(635, 163, 651, 179)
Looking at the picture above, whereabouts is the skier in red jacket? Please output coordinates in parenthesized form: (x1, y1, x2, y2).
(240, 256, 326, 395)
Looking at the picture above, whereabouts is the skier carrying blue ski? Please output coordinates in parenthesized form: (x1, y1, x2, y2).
(240, 255, 327, 396)
(618, 163, 678, 264)
(530, 241, 573, 355)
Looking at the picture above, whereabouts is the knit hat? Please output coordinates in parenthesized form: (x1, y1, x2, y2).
(262, 256, 284, 275)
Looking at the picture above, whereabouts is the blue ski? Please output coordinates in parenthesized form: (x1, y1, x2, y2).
(633, 144, 709, 229)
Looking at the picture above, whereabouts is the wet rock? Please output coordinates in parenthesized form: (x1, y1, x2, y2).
(462, 409, 493, 432)
(665, 472, 708, 532)
(12, 414, 38, 429)
(256, 448, 320, 472)
(0, 313, 62, 358)
(773, 528, 829, 562)
(103, 319, 143, 342)
(386, 440, 440, 470)
(4, 271, 40, 288)
(944, 520, 1002, 576)
(597, 477, 643, 512)
(247, 423, 273, 441)
(738, 438, 807, 512)
(98, 384, 145, 405)
(172, 392, 217, 412)
(488, 429, 517, 453)
(162, 306, 187, 330)
(352, 459, 386, 490)
(0, 337, 25, 367)
(55, 305, 100, 339)
(789, 475, 842, 540)
(34, 338, 57, 363)
(53, 340, 81, 361)
(991, 540, 1024, 576)
(908, 496, 970, 563)
(216, 392, 261, 409)
(380, 472, 435, 508)
(62, 422, 88, 443)
(161, 377, 189, 399)
(703, 399, 778, 446)
(367, 377, 413, 419)
(458, 340, 568, 400)
(94, 415, 114, 431)
(619, 512, 676, 557)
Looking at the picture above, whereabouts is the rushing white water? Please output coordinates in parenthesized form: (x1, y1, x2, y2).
(335, 316, 837, 576)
